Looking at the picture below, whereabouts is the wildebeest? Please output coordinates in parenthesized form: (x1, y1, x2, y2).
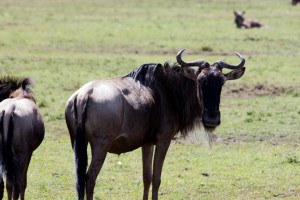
(292, 0, 300, 5)
(0, 77, 45, 200)
(234, 10, 262, 28)
(65, 49, 246, 200)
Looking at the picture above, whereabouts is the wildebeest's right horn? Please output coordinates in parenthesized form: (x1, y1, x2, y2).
(176, 49, 207, 67)
(216, 52, 245, 69)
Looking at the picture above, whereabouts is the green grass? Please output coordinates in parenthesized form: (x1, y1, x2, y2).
(0, 0, 300, 199)
(27, 136, 300, 199)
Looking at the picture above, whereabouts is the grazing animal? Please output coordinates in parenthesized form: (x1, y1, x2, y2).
(65, 49, 246, 200)
(234, 10, 262, 28)
(292, 0, 300, 5)
(0, 77, 44, 200)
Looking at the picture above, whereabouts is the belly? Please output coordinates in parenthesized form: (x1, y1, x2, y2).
(108, 134, 146, 155)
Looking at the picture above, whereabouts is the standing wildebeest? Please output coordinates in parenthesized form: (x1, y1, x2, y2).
(65, 49, 246, 200)
(0, 77, 44, 200)
(292, 0, 300, 5)
(234, 10, 262, 28)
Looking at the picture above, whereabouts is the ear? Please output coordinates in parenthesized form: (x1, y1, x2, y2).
(224, 67, 245, 80)
(182, 67, 197, 80)
(21, 78, 34, 90)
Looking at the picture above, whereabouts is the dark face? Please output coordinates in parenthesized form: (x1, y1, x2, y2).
(234, 11, 245, 28)
(197, 66, 225, 130)
(176, 49, 246, 131)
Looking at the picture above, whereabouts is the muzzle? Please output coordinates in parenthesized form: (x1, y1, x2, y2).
(202, 110, 221, 129)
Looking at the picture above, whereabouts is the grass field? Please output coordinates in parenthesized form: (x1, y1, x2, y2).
(0, 0, 300, 199)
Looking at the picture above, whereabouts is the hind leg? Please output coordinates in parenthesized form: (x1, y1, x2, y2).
(0, 175, 4, 200)
(5, 163, 15, 200)
(86, 144, 107, 200)
(10, 153, 30, 200)
(18, 154, 31, 200)
(12, 184, 20, 200)
(12, 157, 21, 200)
(6, 178, 13, 200)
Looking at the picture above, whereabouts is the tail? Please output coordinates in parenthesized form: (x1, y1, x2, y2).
(72, 95, 89, 200)
(0, 111, 17, 183)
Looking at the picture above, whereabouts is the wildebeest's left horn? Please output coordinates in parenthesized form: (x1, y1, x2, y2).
(216, 52, 245, 69)
(176, 49, 207, 67)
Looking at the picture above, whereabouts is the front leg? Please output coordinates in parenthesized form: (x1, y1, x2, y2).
(152, 141, 171, 200)
(142, 143, 154, 200)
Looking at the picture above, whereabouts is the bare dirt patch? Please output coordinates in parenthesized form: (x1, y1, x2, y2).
(174, 132, 300, 145)
(222, 83, 299, 97)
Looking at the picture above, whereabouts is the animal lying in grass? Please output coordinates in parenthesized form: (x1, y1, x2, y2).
(234, 10, 262, 28)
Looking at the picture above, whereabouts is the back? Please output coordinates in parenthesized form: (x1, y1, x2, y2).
(0, 98, 44, 151)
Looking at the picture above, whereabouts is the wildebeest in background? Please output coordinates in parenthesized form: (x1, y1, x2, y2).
(65, 49, 246, 200)
(234, 10, 262, 28)
(292, 0, 300, 5)
(0, 77, 44, 200)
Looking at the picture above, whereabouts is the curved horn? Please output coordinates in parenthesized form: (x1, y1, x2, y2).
(176, 49, 207, 67)
(216, 52, 245, 69)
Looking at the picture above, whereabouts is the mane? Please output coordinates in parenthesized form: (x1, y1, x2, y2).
(125, 63, 159, 88)
(0, 76, 35, 102)
(125, 62, 202, 137)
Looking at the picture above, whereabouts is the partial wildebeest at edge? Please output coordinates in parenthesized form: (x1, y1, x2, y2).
(292, 0, 300, 5)
(0, 77, 44, 200)
(234, 10, 262, 28)
(65, 49, 246, 200)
